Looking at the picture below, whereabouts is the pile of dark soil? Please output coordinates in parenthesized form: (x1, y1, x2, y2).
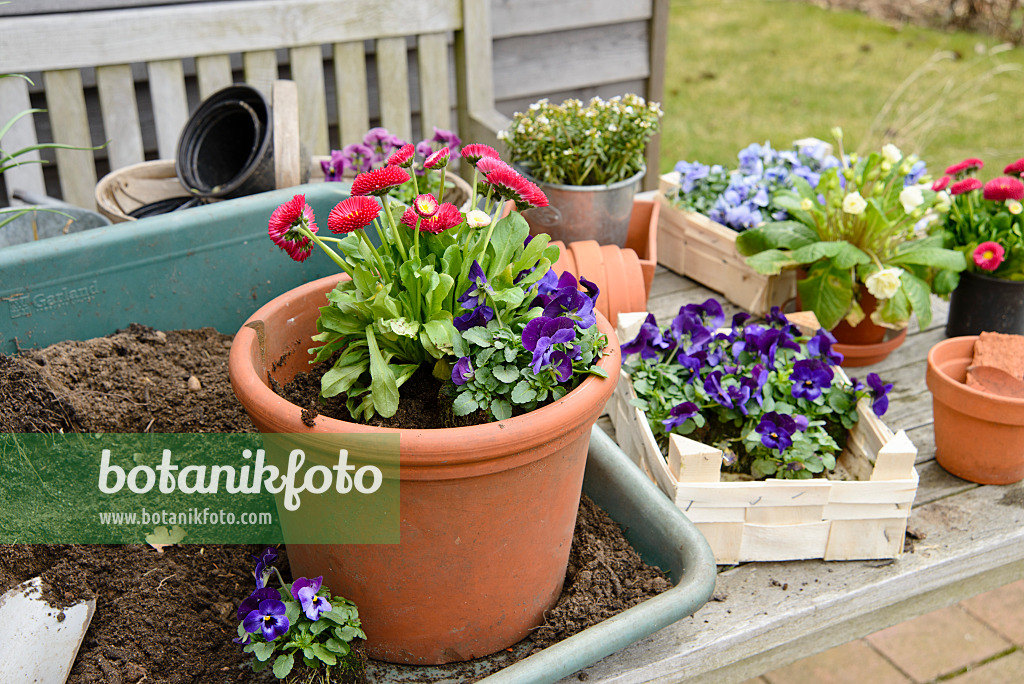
(0, 326, 672, 683)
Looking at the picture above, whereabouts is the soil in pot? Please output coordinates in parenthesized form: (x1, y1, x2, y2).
(0, 326, 670, 683)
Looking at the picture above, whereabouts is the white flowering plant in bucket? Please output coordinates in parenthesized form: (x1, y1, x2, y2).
(736, 129, 966, 331)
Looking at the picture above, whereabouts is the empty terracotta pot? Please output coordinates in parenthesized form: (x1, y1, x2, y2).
(550, 239, 649, 327)
(228, 274, 621, 664)
(926, 335, 1024, 484)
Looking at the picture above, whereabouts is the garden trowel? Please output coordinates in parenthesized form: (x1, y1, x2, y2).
(0, 576, 95, 684)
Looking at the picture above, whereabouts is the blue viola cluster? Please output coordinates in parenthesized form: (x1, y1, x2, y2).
(623, 299, 893, 478)
(672, 140, 840, 232)
(236, 548, 332, 643)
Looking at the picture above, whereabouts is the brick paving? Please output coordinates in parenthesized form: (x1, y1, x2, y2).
(748, 579, 1024, 684)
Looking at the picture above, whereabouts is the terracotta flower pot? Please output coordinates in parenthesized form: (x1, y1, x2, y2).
(550, 239, 649, 327)
(831, 291, 887, 345)
(228, 274, 621, 664)
(926, 335, 1024, 485)
(795, 287, 906, 367)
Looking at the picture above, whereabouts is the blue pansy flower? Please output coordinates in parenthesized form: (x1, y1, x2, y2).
(757, 412, 798, 453)
(866, 372, 893, 416)
(243, 599, 290, 641)
(662, 401, 700, 432)
(790, 358, 834, 401)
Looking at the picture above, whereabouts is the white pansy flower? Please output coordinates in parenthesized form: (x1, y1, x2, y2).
(466, 210, 491, 228)
(865, 268, 903, 300)
(882, 143, 902, 165)
(842, 191, 867, 215)
(899, 186, 925, 214)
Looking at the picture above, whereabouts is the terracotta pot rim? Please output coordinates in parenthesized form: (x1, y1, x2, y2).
(229, 274, 622, 464)
(927, 335, 1024, 421)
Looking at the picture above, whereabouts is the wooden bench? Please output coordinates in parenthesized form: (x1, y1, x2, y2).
(0, 0, 505, 209)
(0, 0, 670, 211)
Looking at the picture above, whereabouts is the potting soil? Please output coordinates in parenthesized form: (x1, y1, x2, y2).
(0, 324, 671, 683)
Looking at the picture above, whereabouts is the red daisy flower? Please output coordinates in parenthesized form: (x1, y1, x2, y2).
(351, 165, 410, 196)
(485, 167, 549, 211)
(413, 193, 439, 218)
(268, 194, 318, 262)
(387, 143, 416, 168)
(983, 176, 1024, 202)
(460, 144, 500, 166)
(950, 178, 983, 195)
(327, 196, 381, 234)
(401, 202, 462, 234)
(944, 158, 984, 177)
(475, 157, 513, 178)
(1004, 158, 1024, 177)
(973, 241, 1005, 271)
(931, 175, 951, 191)
(424, 147, 450, 170)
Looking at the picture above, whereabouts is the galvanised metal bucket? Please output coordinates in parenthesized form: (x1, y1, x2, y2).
(522, 167, 645, 247)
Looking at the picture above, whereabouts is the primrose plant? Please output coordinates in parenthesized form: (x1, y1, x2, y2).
(236, 548, 365, 680)
(623, 300, 893, 479)
(268, 139, 608, 422)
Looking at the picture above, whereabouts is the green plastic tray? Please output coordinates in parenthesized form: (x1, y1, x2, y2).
(0, 184, 349, 354)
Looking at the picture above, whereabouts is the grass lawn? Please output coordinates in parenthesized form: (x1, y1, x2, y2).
(660, 0, 1024, 177)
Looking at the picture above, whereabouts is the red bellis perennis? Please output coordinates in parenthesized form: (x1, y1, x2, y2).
(945, 158, 984, 177)
(983, 177, 1024, 202)
(351, 165, 410, 196)
(1004, 158, 1024, 177)
(267, 194, 318, 262)
(950, 178, 983, 196)
(327, 196, 381, 234)
(400, 202, 462, 234)
(460, 143, 500, 166)
(484, 167, 549, 211)
(386, 143, 416, 168)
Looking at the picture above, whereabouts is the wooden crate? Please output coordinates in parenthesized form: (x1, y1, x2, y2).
(657, 171, 796, 316)
(608, 314, 919, 564)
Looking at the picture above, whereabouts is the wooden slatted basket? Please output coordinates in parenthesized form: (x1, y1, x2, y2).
(657, 171, 796, 316)
(608, 312, 919, 564)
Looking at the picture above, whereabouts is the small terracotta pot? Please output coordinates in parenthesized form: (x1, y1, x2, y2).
(926, 335, 1024, 484)
(795, 285, 906, 366)
(833, 327, 908, 367)
(831, 291, 887, 345)
(228, 274, 621, 664)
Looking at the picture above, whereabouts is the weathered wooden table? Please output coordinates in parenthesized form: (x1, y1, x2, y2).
(573, 266, 1024, 684)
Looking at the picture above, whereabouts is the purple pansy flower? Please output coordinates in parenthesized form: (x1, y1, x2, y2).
(291, 576, 333, 621)
(866, 372, 893, 416)
(757, 412, 798, 452)
(622, 313, 669, 360)
(453, 304, 494, 331)
(522, 316, 576, 380)
(790, 358, 834, 401)
(807, 329, 843, 366)
(253, 547, 277, 589)
(458, 261, 493, 310)
(537, 272, 597, 329)
(243, 599, 290, 641)
(237, 586, 281, 622)
(662, 401, 700, 432)
(704, 370, 733, 409)
(452, 356, 475, 385)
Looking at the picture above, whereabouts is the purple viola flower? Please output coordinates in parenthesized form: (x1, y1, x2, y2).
(340, 142, 374, 174)
(670, 310, 712, 353)
(693, 298, 725, 329)
(793, 414, 809, 431)
(253, 547, 277, 589)
(807, 328, 843, 366)
(291, 576, 333, 621)
(622, 313, 669, 360)
(458, 261, 493, 309)
(453, 304, 493, 331)
(731, 312, 751, 334)
(757, 412, 798, 453)
(765, 306, 789, 328)
(451, 356, 475, 385)
(662, 401, 700, 432)
(790, 358, 834, 401)
(848, 376, 866, 392)
(429, 127, 462, 154)
(533, 268, 559, 297)
(726, 382, 753, 415)
(237, 586, 282, 622)
(750, 327, 800, 365)
(675, 349, 706, 378)
(866, 372, 893, 416)
(539, 272, 597, 329)
(704, 370, 733, 409)
(321, 149, 347, 182)
(243, 599, 290, 641)
(523, 316, 577, 380)
(904, 160, 927, 186)
(415, 139, 435, 162)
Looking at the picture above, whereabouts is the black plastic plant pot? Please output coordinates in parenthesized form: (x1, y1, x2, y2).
(127, 196, 204, 219)
(176, 85, 275, 199)
(946, 269, 1024, 337)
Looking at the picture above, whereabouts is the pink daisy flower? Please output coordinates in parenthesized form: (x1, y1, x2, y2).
(351, 165, 410, 196)
(327, 196, 381, 234)
(931, 175, 951, 192)
(475, 157, 514, 177)
(268, 194, 318, 262)
(1003, 158, 1024, 177)
(973, 241, 1005, 271)
(401, 202, 462, 234)
(424, 148, 450, 170)
(387, 143, 416, 168)
(485, 167, 549, 211)
(983, 177, 1024, 202)
(413, 193, 439, 218)
(950, 178, 983, 195)
(944, 158, 984, 177)
(460, 144, 500, 166)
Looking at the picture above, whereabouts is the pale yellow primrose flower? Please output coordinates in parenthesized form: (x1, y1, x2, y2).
(865, 268, 903, 300)
(899, 186, 925, 214)
(800, 198, 814, 212)
(882, 143, 902, 165)
(1009, 200, 1023, 216)
(466, 209, 491, 228)
(842, 191, 867, 215)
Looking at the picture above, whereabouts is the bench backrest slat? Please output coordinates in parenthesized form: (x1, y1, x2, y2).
(95, 64, 146, 170)
(332, 42, 371, 145)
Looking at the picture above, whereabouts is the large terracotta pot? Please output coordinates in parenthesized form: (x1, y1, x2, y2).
(228, 274, 621, 664)
(926, 335, 1024, 484)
